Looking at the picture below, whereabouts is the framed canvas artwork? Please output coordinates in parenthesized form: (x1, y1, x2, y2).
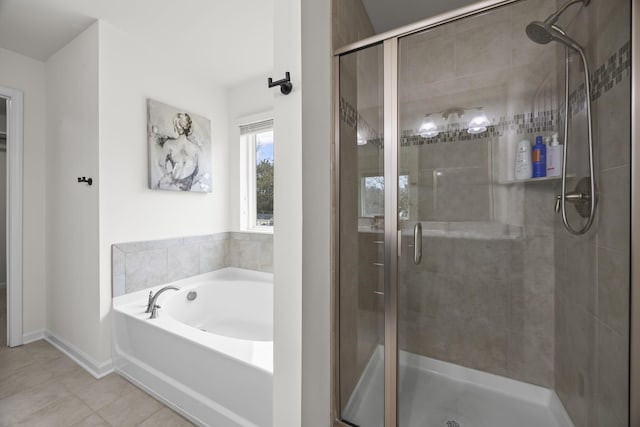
(147, 99, 212, 192)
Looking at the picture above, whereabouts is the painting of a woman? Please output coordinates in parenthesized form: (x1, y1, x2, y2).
(147, 99, 212, 192)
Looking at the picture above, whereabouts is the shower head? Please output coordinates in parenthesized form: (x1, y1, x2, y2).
(525, 20, 585, 55)
(525, 21, 555, 45)
(526, 0, 590, 46)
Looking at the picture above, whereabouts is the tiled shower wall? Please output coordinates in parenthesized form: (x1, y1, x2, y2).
(553, 0, 631, 426)
(112, 232, 273, 297)
(332, 0, 374, 51)
(395, 0, 559, 389)
(337, 1, 631, 423)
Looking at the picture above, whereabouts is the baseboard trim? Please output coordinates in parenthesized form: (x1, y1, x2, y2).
(44, 331, 113, 379)
(22, 329, 45, 344)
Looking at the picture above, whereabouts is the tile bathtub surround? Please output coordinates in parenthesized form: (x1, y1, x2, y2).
(112, 232, 273, 296)
(0, 340, 193, 427)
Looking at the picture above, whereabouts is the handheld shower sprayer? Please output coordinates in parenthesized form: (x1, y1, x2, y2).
(525, 0, 596, 235)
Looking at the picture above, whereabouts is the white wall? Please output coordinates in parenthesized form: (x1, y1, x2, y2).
(98, 21, 231, 362)
(227, 75, 274, 231)
(301, 0, 331, 424)
(0, 47, 47, 337)
(273, 0, 303, 425)
(45, 23, 101, 361)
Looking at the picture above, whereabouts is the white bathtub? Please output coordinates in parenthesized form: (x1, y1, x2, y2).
(112, 268, 273, 427)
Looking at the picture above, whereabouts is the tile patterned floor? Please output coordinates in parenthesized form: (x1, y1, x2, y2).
(0, 289, 194, 426)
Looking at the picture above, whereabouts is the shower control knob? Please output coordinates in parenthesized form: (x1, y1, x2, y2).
(555, 177, 593, 218)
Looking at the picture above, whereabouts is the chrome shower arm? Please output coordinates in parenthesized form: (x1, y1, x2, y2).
(545, 0, 590, 26)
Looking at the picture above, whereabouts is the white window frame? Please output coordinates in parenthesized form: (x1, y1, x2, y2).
(239, 113, 274, 233)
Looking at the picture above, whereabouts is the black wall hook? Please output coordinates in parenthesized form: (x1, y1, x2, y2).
(268, 72, 293, 95)
(78, 176, 93, 186)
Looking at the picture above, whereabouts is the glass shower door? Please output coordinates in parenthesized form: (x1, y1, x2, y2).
(338, 43, 386, 426)
(395, 2, 565, 426)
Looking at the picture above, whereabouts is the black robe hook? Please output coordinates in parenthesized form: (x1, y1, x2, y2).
(77, 176, 93, 186)
(268, 72, 293, 95)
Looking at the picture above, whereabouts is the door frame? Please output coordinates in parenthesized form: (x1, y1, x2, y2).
(332, 0, 639, 426)
(332, 2, 521, 426)
(0, 86, 24, 348)
(629, 1, 640, 424)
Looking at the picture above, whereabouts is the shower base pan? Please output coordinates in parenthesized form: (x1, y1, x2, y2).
(343, 347, 574, 427)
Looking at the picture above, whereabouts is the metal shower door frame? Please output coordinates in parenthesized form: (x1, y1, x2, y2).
(332, 1, 522, 426)
(629, 2, 640, 425)
(331, 0, 634, 425)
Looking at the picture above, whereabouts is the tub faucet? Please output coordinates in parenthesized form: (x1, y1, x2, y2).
(145, 285, 180, 314)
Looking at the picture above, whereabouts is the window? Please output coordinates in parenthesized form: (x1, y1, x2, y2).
(360, 174, 409, 220)
(240, 119, 274, 231)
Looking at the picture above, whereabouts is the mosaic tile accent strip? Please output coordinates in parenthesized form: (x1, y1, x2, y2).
(592, 40, 631, 100)
(400, 110, 557, 146)
(340, 40, 631, 145)
(339, 97, 381, 141)
(566, 40, 630, 116)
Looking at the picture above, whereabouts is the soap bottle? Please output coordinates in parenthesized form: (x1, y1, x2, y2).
(532, 136, 547, 178)
(546, 133, 563, 177)
(514, 139, 532, 180)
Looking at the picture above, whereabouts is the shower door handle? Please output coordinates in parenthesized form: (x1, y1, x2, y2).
(413, 222, 422, 265)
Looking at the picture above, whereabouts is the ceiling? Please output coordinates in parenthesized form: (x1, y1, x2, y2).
(361, 0, 482, 34)
(0, 0, 274, 86)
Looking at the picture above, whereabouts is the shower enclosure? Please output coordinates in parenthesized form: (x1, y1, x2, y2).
(333, 0, 634, 426)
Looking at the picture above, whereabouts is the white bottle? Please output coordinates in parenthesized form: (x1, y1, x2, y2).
(546, 133, 563, 177)
(515, 139, 532, 180)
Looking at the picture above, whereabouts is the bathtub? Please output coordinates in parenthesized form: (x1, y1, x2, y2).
(112, 268, 273, 427)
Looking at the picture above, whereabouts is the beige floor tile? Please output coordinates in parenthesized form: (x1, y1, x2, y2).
(0, 379, 72, 426)
(0, 347, 36, 380)
(23, 340, 64, 363)
(136, 407, 195, 427)
(77, 373, 138, 411)
(14, 395, 94, 427)
(97, 386, 163, 427)
(56, 367, 99, 395)
(0, 362, 57, 400)
(71, 413, 111, 427)
(41, 353, 85, 377)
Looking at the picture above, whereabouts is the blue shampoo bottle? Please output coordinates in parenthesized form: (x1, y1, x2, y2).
(532, 136, 547, 178)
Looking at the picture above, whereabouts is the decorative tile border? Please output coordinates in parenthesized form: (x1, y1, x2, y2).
(112, 232, 273, 297)
(340, 40, 631, 145)
(592, 40, 631, 101)
(339, 97, 380, 141)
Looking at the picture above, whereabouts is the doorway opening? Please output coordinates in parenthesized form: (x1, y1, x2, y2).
(0, 86, 24, 349)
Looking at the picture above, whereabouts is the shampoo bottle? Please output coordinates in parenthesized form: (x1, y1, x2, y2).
(532, 136, 547, 178)
(515, 139, 532, 180)
(546, 133, 563, 177)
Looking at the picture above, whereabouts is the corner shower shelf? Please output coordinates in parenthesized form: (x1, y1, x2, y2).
(498, 174, 575, 185)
